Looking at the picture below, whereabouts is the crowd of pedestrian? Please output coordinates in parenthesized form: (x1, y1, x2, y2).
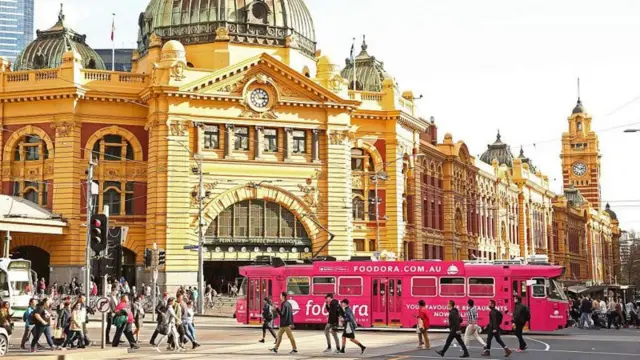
(573, 294, 638, 329)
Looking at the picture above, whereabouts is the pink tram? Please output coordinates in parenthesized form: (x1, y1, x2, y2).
(235, 256, 570, 332)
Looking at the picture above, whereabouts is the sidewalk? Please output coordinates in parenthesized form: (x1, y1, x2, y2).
(4, 348, 129, 360)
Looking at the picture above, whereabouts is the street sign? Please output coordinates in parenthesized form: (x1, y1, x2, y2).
(183, 245, 199, 250)
(96, 297, 110, 313)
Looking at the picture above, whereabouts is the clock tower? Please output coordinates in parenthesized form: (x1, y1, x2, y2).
(560, 98, 602, 209)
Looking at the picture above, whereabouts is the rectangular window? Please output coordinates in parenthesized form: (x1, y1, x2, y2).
(203, 125, 220, 149)
(286, 276, 310, 295)
(412, 277, 437, 297)
(264, 128, 278, 152)
(531, 278, 546, 298)
(125, 182, 134, 215)
(354, 239, 365, 251)
(468, 278, 495, 297)
(234, 126, 249, 151)
(250, 200, 264, 237)
(281, 208, 295, 238)
(440, 277, 465, 297)
(218, 209, 232, 237)
(292, 130, 306, 153)
(25, 145, 39, 161)
(11, 181, 19, 196)
(338, 277, 363, 296)
(368, 190, 378, 221)
(265, 202, 280, 237)
(234, 202, 249, 237)
(312, 277, 336, 295)
(368, 239, 377, 252)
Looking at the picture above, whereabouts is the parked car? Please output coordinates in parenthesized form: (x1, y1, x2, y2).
(0, 327, 9, 356)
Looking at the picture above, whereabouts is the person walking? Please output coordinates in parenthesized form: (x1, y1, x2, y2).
(416, 300, 430, 349)
(77, 295, 93, 347)
(463, 299, 486, 349)
(61, 303, 85, 349)
(183, 300, 201, 349)
(38, 278, 46, 297)
(132, 295, 145, 342)
(579, 296, 592, 329)
(55, 300, 71, 345)
(323, 293, 342, 353)
(152, 297, 184, 352)
(482, 300, 511, 357)
(269, 292, 297, 355)
(259, 297, 276, 343)
(20, 298, 37, 350)
(105, 289, 119, 344)
(30, 298, 57, 352)
(607, 297, 619, 329)
(167, 293, 187, 349)
(111, 295, 139, 349)
(149, 293, 168, 346)
(435, 300, 469, 358)
(512, 296, 529, 352)
(339, 299, 366, 355)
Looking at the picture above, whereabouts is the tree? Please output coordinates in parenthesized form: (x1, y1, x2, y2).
(621, 239, 640, 287)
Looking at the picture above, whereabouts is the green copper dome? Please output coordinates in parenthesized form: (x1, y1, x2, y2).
(14, 5, 105, 71)
(138, 0, 316, 58)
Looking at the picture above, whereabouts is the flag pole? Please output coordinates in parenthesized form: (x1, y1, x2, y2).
(111, 13, 115, 71)
(352, 37, 356, 91)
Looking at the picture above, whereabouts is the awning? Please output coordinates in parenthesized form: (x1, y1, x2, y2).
(567, 285, 606, 294)
(0, 195, 66, 235)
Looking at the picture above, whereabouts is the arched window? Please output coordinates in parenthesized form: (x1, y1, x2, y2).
(206, 200, 309, 241)
(14, 135, 49, 161)
(92, 135, 134, 161)
(351, 148, 374, 172)
(13, 180, 48, 206)
(352, 191, 365, 221)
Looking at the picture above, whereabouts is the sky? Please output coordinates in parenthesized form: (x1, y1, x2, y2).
(35, 0, 639, 229)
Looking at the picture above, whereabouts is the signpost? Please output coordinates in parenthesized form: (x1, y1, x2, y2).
(100, 274, 108, 349)
(152, 242, 158, 323)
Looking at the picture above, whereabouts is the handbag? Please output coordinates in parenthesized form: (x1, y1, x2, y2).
(345, 322, 353, 334)
(52, 327, 64, 339)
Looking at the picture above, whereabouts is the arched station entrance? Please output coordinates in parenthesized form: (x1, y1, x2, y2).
(11, 246, 50, 282)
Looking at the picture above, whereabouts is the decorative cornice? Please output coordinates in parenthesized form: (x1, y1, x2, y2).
(50, 121, 79, 138)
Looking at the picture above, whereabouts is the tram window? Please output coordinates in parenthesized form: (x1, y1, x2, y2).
(412, 277, 437, 297)
(338, 277, 363, 296)
(548, 278, 567, 301)
(287, 277, 310, 295)
(468, 278, 495, 297)
(0, 272, 8, 297)
(531, 278, 546, 298)
(440, 277, 465, 297)
(312, 277, 336, 295)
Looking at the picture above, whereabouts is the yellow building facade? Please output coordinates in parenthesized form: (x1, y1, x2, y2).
(0, 1, 622, 289)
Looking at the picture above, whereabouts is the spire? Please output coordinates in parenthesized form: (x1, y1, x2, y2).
(361, 34, 368, 52)
(519, 146, 524, 157)
(58, 3, 64, 23)
(606, 202, 611, 210)
(496, 129, 501, 141)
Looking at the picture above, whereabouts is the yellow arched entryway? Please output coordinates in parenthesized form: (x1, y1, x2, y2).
(201, 184, 321, 245)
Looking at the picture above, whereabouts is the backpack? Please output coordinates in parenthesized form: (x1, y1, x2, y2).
(523, 306, 531, 322)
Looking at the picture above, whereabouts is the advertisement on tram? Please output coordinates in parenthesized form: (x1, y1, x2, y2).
(237, 258, 569, 332)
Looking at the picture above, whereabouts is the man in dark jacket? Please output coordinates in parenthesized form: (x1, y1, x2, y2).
(512, 296, 528, 352)
(482, 300, 512, 357)
(149, 292, 168, 346)
(270, 292, 298, 355)
(579, 296, 592, 329)
(435, 300, 469, 358)
(323, 293, 342, 353)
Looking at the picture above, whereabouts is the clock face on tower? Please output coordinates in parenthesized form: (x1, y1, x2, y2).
(249, 88, 270, 109)
(572, 162, 587, 177)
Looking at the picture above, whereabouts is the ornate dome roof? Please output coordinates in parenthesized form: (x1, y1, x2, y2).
(605, 203, 617, 220)
(479, 131, 514, 167)
(138, 0, 316, 58)
(572, 97, 585, 114)
(14, 5, 105, 71)
(517, 146, 537, 172)
(340, 36, 394, 92)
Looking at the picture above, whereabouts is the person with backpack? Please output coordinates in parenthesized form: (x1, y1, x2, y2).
(30, 298, 58, 352)
(259, 296, 276, 343)
(61, 302, 85, 349)
(323, 293, 342, 353)
(435, 300, 469, 358)
(339, 299, 366, 355)
(513, 295, 529, 352)
(105, 289, 119, 344)
(415, 300, 430, 349)
(55, 300, 71, 345)
(111, 295, 139, 349)
(20, 298, 37, 349)
(482, 300, 512, 357)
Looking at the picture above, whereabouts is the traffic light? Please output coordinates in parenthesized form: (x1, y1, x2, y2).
(158, 249, 166, 266)
(90, 214, 108, 252)
(144, 249, 153, 268)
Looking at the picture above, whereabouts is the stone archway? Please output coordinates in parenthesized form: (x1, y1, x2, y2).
(202, 184, 321, 247)
(11, 246, 50, 283)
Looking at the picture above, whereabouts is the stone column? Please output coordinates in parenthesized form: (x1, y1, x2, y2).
(284, 128, 292, 160)
(224, 124, 234, 159)
(254, 126, 263, 160)
(311, 129, 320, 162)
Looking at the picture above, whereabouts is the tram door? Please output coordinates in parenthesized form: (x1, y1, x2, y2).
(371, 278, 403, 326)
(247, 278, 272, 324)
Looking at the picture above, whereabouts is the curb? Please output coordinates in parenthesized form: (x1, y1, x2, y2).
(5, 348, 129, 360)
